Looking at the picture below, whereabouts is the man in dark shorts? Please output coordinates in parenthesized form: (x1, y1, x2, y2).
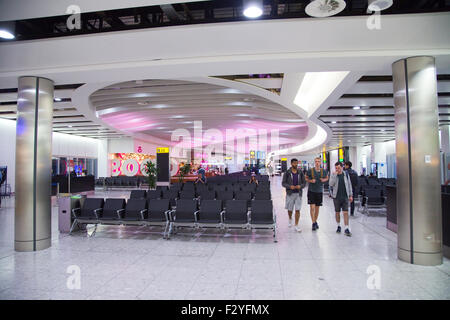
(306, 157, 329, 231)
(344, 161, 358, 216)
(329, 162, 353, 237)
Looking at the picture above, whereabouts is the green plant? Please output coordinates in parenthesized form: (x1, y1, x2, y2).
(142, 160, 158, 189)
(178, 163, 191, 183)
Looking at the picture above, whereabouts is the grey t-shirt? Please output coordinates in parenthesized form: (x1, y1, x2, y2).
(307, 168, 328, 193)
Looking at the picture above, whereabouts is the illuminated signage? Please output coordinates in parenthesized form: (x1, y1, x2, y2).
(338, 148, 344, 162)
(250, 150, 255, 159)
(110, 153, 155, 177)
(322, 152, 327, 164)
(281, 158, 287, 161)
(157, 147, 169, 154)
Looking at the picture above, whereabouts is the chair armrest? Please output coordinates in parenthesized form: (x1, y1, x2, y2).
(93, 208, 103, 219)
(169, 209, 176, 220)
(220, 210, 225, 223)
(72, 207, 81, 219)
(117, 208, 125, 219)
(194, 210, 199, 222)
(140, 209, 147, 220)
(247, 210, 251, 222)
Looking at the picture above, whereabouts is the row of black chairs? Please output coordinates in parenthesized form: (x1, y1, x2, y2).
(130, 189, 272, 207)
(71, 198, 277, 241)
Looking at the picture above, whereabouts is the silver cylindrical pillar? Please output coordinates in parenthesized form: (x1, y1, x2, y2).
(15, 76, 54, 252)
(393, 56, 442, 266)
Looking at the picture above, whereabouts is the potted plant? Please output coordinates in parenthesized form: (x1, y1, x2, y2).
(178, 163, 191, 184)
(142, 160, 158, 190)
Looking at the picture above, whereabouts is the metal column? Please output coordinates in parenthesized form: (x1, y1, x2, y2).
(393, 56, 442, 266)
(15, 76, 54, 252)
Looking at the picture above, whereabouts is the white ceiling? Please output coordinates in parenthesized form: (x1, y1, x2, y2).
(89, 79, 308, 145)
(0, 12, 449, 154)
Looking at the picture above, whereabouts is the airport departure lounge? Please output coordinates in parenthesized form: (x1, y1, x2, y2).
(0, 0, 449, 303)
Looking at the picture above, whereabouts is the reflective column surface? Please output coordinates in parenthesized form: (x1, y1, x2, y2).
(15, 76, 53, 252)
(393, 56, 443, 266)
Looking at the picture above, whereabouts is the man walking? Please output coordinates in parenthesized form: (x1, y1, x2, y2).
(306, 157, 329, 231)
(282, 158, 306, 232)
(329, 162, 353, 237)
(344, 161, 358, 216)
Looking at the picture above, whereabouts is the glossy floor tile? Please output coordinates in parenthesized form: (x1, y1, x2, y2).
(0, 176, 449, 300)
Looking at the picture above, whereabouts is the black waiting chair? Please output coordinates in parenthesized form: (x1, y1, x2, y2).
(179, 189, 196, 200)
(254, 191, 271, 200)
(162, 189, 179, 207)
(214, 184, 228, 193)
(70, 198, 104, 234)
(72, 198, 104, 221)
(235, 191, 252, 208)
(223, 200, 249, 227)
(130, 190, 147, 199)
(99, 198, 126, 221)
(250, 200, 277, 242)
(216, 190, 234, 206)
(363, 189, 386, 216)
(122, 199, 148, 221)
(146, 189, 162, 200)
(147, 199, 172, 238)
(196, 200, 223, 226)
(199, 190, 216, 202)
(167, 199, 198, 238)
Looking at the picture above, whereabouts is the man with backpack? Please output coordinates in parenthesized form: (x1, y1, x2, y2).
(344, 161, 359, 216)
(329, 162, 353, 237)
(305, 157, 329, 231)
(282, 158, 306, 232)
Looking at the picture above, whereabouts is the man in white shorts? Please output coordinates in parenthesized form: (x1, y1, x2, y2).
(282, 158, 306, 232)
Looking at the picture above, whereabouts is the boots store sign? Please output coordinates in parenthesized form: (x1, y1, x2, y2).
(110, 153, 155, 176)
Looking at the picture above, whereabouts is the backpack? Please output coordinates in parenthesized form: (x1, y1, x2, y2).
(310, 168, 324, 180)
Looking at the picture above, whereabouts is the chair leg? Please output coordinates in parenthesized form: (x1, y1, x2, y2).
(89, 224, 98, 237)
(167, 222, 173, 239)
(163, 221, 170, 239)
(273, 225, 278, 243)
(69, 219, 78, 235)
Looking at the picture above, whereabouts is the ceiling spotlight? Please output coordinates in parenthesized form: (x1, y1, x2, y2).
(353, 106, 361, 110)
(368, 0, 393, 12)
(137, 101, 149, 106)
(305, 0, 347, 18)
(54, 97, 62, 102)
(243, 0, 263, 18)
(0, 22, 15, 40)
(331, 121, 337, 124)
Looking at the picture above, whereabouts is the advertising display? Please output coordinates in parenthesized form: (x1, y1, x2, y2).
(110, 153, 155, 177)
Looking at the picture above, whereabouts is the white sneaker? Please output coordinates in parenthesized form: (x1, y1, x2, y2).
(288, 219, 293, 227)
(295, 226, 302, 233)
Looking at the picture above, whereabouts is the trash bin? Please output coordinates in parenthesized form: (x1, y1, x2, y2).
(57, 193, 86, 233)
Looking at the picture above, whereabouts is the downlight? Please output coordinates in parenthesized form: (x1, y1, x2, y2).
(243, 0, 263, 18)
(368, 0, 393, 11)
(305, 0, 347, 18)
(0, 22, 15, 40)
(0, 30, 14, 39)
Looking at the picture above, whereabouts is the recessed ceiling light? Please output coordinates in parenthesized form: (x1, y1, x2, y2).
(170, 115, 185, 119)
(54, 97, 62, 102)
(332, 121, 337, 124)
(234, 113, 250, 117)
(0, 29, 15, 40)
(156, 127, 168, 130)
(68, 125, 73, 128)
(137, 101, 149, 106)
(243, 0, 263, 18)
(353, 106, 361, 110)
(368, 0, 393, 12)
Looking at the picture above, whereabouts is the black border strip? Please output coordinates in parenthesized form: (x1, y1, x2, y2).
(33, 78, 39, 251)
(404, 60, 414, 264)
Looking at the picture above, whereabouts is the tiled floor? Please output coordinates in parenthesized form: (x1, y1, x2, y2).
(0, 176, 449, 300)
